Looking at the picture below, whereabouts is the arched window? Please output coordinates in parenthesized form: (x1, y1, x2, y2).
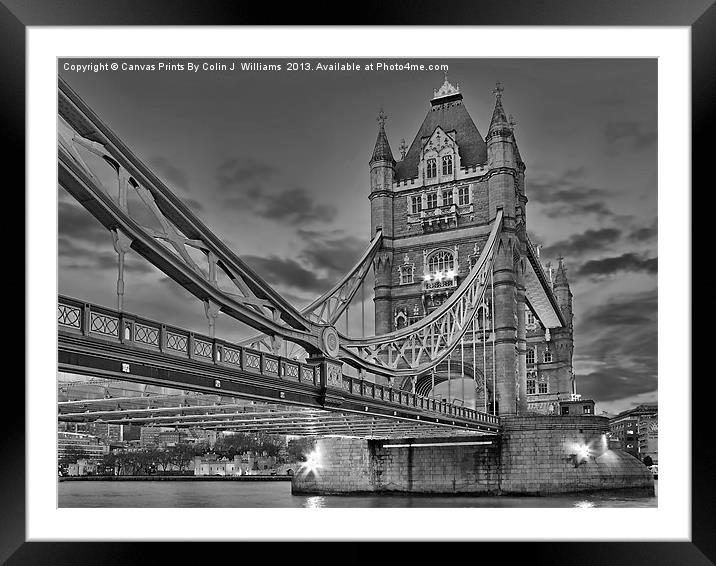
(428, 250, 455, 274)
(543, 348, 552, 363)
(426, 158, 437, 179)
(442, 155, 453, 175)
(526, 348, 535, 365)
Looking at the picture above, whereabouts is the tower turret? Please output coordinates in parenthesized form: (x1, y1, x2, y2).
(369, 108, 396, 237)
(486, 82, 518, 222)
(552, 256, 576, 395)
(553, 257, 573, 329)
(369, 109, 396, 337)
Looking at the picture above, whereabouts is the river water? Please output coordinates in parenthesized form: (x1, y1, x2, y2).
(58, 480, 657, 508)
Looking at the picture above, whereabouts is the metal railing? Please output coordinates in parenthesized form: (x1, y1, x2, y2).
(58, 295, 500, 427)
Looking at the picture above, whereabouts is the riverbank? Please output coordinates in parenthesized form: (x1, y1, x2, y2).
(59, 475, 292, 482)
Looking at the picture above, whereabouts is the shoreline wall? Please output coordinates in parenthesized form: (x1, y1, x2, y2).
(291, 415, 655, 495)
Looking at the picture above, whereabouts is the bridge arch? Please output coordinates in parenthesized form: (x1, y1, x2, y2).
(398, 360, 495, 409)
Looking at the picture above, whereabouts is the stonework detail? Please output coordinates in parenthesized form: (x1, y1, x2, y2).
(369, 78, 575, 414)
(326, 362, 343, 388)
(292, 416, 654, 496)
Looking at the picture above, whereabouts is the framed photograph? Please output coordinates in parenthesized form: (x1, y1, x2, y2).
(8, 1, 709, 563)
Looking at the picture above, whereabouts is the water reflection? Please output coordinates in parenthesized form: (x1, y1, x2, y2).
(58, 480, 657, 508)
(304, 496, 325, 508)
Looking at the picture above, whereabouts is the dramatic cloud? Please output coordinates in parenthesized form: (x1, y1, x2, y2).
(147, 157, 205, 213)
(58, 200, 109, 246)
(241, 255, 331, 294)
(578, 252, 658, 278)
(605, 121, 657, 150)
(216, 157, 336, 225)
(217, 157, 280, 190)
(540, 227, 622, 259)
(527, 168, 613, 219)
(574, 289, 657, 403)
(628, 219, 658, 243)
(297, 230, 367, 278)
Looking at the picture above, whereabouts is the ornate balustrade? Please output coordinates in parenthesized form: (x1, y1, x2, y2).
(57, 295, 320, 387)
(57, 295, 499, 427)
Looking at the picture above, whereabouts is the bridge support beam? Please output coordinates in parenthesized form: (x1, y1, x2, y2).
(492, 232, 519, 416)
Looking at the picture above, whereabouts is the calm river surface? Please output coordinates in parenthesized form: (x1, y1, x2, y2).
(59, 480, 657, 508)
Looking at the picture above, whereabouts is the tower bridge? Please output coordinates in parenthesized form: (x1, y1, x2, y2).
(56, 73, 654, 495)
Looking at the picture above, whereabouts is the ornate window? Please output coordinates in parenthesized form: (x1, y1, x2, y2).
(526, 348, 535, 365)
(426, 192, 438, 209)
(410, 195, 422, 214)
(458, 186, 470, 205)
(408, 304, 422, 325)
(399, 255, 415, 285)
(543, 348, 552, 363)
(442, 189, 453, 206)
(399, 265, 415, 285)
(442, 155, 453, 175)
(538, 382, 548, 394)
(426, 158, 437, 179)
(526, 311, 535, 326)
(527, 374, 536, 395)
(427, 250, 454, 274)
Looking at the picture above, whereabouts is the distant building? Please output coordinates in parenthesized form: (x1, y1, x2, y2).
(608, 403, 657, 460)
(185, 428, 217, 448)
(139, 427, 163, 447)
(87, 423, 123, 443)
(157, 430, 188, 448)
(122, 425, 141, 442)
(58, 431, 109, 463)
(638, 415, 658, 464)
(193, 452, 279, 476)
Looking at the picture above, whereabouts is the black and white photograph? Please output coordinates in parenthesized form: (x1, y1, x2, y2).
(56, 56, 659, 509)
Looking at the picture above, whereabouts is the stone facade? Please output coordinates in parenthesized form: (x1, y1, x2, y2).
(368, 78, 576, 415)
(291, 416, 654, 495)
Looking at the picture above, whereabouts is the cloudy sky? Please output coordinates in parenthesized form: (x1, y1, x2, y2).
(58, 58, 657, 416)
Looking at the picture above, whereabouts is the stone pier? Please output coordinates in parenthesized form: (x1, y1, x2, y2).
(291, 415, 654, 496)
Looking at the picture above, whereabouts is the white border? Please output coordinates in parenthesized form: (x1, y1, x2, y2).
(27, 27, 690, 541)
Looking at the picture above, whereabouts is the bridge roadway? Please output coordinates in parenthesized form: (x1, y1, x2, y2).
(58, 296, 501, 438)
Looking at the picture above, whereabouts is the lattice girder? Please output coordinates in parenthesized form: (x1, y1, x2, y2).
(337, 210, 503, 378)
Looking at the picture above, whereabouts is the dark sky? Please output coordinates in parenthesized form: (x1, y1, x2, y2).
(58, 58, 657, 415)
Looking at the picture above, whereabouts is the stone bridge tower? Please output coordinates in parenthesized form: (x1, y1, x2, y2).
(368, 77, 574, 417)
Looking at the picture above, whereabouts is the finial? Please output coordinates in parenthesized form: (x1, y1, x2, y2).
(443, 69, 449, 82)
(377, 108, 387, 129)
(558, 255, 564, 268)
(509, 114, 518, 131)
(492, 81, 504, 101)
(399, 138, 408, 159)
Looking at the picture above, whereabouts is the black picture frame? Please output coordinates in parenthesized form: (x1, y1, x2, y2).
(6, 1, 710, 563)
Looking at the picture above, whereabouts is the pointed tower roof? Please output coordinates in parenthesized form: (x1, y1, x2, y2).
(394, 77, 486, 180)
(370, 108, 395, 165)
(553, 257, 570, 288)
(487, 81, 510, 137)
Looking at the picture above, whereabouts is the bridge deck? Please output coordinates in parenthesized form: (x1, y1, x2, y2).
(58, 296, 501, 438)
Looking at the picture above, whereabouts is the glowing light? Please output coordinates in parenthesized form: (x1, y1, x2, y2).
(300, 449, 322, 476)
(424, 274, 432, 282)
(434, 271, 443, 281)
(446, 269, 456, 279)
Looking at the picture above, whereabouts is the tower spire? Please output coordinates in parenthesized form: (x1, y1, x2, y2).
(554, 256, 570, 288)
(370, 108, 395, 164)
(488, 81, 510, 136)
